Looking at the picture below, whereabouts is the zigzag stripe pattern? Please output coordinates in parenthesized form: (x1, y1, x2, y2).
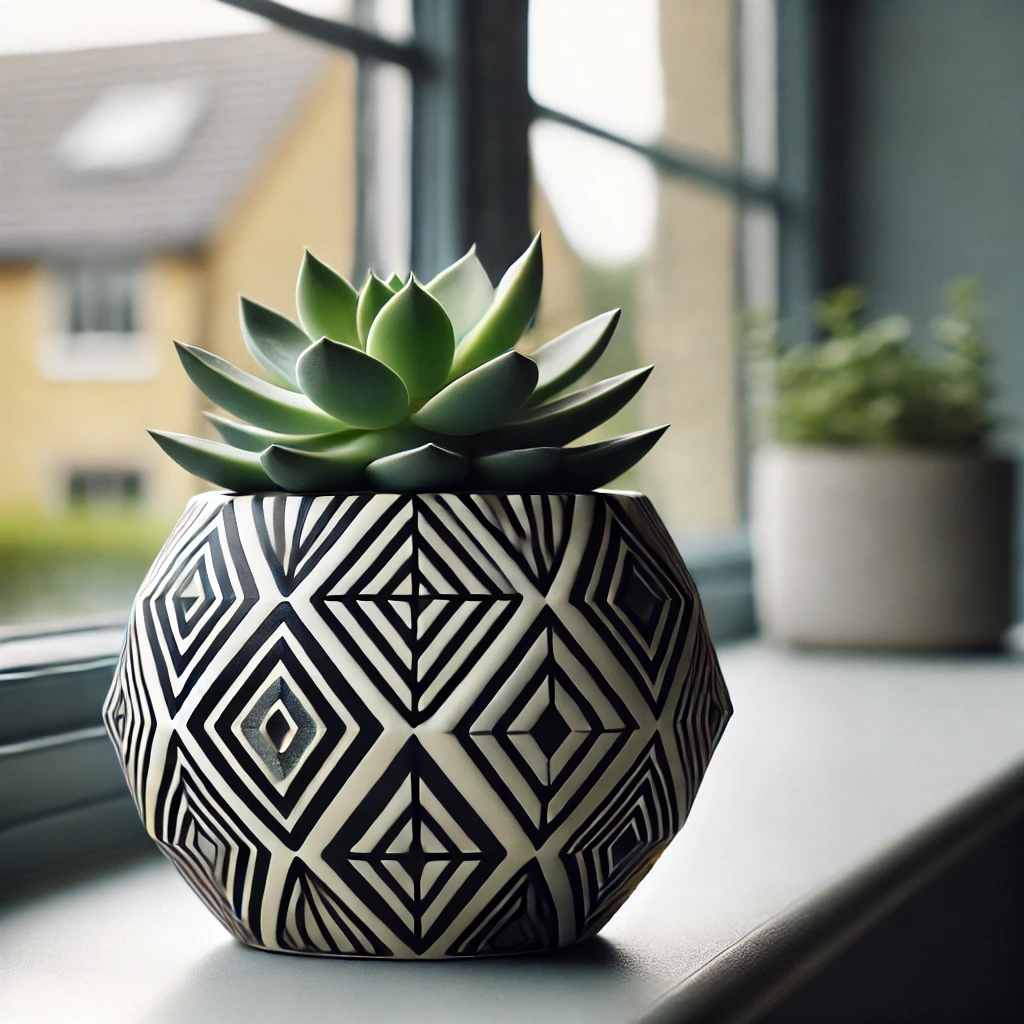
(105, 490, 731, 959)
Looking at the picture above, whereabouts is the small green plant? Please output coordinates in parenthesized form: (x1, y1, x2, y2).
(745, 279, 995, 448)
(152, 235, 665, 493)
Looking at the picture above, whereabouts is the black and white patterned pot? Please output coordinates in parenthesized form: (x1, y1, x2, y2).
(103, 490, 731, 959)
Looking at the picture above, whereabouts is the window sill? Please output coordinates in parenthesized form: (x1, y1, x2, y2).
(2, 641, 1023, 1022)
(37, 333, 157, 382)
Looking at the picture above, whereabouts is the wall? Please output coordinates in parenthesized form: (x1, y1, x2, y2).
(204, 55, 357, 372)
(0, 259, 202, 516)
(836, 0, 1024, 603)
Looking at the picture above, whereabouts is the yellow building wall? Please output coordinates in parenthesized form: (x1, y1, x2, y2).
(204, 56, 357, 371)
(0, 55, 357, 518)
(0, 259, 202, 516)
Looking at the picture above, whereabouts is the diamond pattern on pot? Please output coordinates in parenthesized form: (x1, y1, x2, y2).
(312, 496, 520, 725)
(456, 607, 639, 849)
(673, 619, 733, 815)
(251, 494, 372, 595)
(446, 859, 559, 957)
(324, 736, 506, 955)
(571, 499, 694, 713)
(276, 859, 394, 957)
(140, 499, 258, 715)
(101, 615, 155, 818)
(153, 737, 271, 946)
(453, 493, 575, 595)
(187, 604, 382, 848)
(560, 735, 677, 941)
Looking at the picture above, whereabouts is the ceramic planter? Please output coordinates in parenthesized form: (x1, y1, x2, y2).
(104, 489, 730, 959)
(753, 446, 1016, 650)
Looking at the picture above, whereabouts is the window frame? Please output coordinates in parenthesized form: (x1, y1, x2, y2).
(3, 0, 833, 891)
(39, 261, 155, 383)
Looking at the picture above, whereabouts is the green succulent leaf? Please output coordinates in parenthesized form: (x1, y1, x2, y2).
(238, 297, 310, 391)
(260, 425, 431, 491)
(386, 272, 405, 291)
(296, 250, 360, 348)
(148, 430, 279, 492)
(425, 245, 495, 341)
(471, 447, 561, 490)
(411, 351, 538, 436)
(175, 342, 345, 434)
(485, 366, 652, 450)
(366, 443, 468, 492)
(449, 232, 543, 380)
(367, 278, 455, 399)
(559, 425, 669, 491)
(204, 413, 358, 453)
(357, 271, 396, 348)
(527, 309, 621, 406)
(296, 337, 409, 429)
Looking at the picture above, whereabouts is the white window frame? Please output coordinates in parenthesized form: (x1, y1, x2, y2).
(39, 263, 157, 382)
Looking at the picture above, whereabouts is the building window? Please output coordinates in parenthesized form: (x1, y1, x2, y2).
(65, 266, 138, 335)
(66, 468, 145, 507)
(40, 264, 156, 381)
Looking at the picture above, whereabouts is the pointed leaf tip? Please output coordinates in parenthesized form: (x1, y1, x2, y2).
(149, 430, 279, 492)
(174, 341, 344, 435)
(296, 249, 359, 348)
(412, 350, 538, 435)
(560, 425, 669, 491)
(357, 271, 397, 348)
(425, 246, 495, 341)
(365, 442, 468, 493)
(366, 277, 455, 399)
(449, 232, 543, 379)
(238, 296, 309, 390)
(528, 308, 621, 406)
(296, 338, 409, 429)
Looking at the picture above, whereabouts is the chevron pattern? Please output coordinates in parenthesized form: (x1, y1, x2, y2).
(105, 489, 731, 959)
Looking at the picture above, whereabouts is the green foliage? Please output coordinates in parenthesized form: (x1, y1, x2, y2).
(0, 511, 169, 624)
(746, 280, 995, 449)
(153, 235, 665, 493)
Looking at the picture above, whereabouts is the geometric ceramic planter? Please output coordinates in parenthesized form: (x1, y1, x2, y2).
(104, 489, 731, 959)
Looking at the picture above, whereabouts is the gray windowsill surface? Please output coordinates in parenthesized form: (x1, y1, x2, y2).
(2, 641, 1023, 1024)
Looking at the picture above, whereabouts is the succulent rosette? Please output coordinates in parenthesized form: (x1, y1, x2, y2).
(152, 234, 665, 493)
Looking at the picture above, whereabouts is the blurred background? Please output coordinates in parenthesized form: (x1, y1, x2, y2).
(0, 0, 1020, 641)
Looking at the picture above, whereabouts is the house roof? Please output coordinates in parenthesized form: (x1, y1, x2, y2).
(0, 32, 331, 259)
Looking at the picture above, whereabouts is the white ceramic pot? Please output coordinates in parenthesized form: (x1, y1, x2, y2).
(752, 446, 1016, 650)
(104, 489, 731, 959)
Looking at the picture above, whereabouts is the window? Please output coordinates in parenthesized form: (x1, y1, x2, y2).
(57, 81, 208, 177)
(65, 266, 138, 335)
(66, 468, 145, 508)
(40, 264, 155, 382)
(527, 0, 781, 540)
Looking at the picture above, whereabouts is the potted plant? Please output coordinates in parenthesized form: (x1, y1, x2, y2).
(748, 281, 1015, 650)
(102, 236, 732, 959)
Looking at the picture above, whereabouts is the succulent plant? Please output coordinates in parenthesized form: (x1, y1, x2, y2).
(151, 234, 665, 494)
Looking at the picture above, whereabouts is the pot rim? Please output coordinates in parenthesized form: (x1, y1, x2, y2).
(755, 442, 1016, 467)
(191, 487, 648, 500)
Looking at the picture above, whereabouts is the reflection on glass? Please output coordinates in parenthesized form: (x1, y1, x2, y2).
(529, 0, 737, 163)
(530, 130, 741, 536)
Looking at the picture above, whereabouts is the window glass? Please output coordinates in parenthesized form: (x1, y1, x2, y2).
(529, 0, 737, 164)
(0, 2, 360, 624)
(529, 130, 742, 534)
(528, 0, 778, 541)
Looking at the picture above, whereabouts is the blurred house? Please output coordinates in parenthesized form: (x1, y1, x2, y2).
(0, 32, 356, 515)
